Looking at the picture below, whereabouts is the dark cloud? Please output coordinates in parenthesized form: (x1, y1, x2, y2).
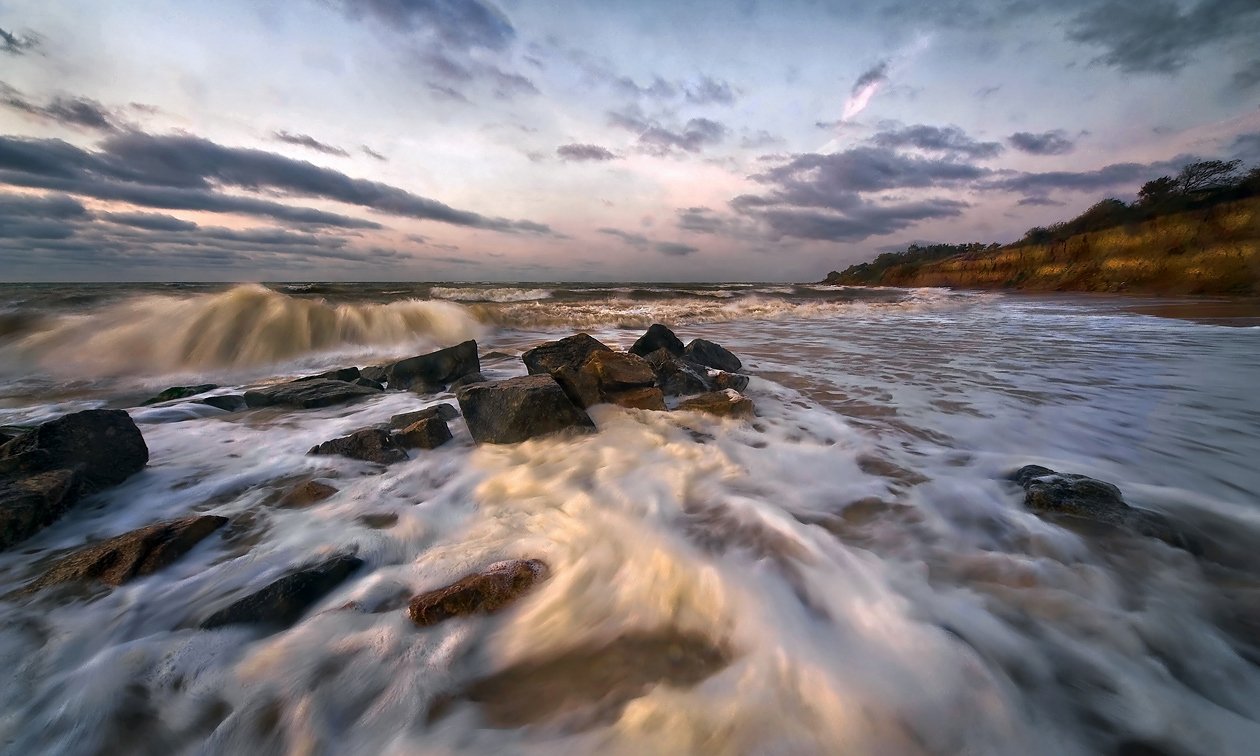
(100, 211, 198, 232)
(852, 61, 889, 93)
(1008, 130, 1076, 155)
(1015, 196, 1065, 207)
(676, 207, 725, 234)
(362, 145, 388, 161)
(598, 227, 650, 249)
(740, 130, 784, 149)
(753, 200, 969, 243)
(1, 25, 38, 55)
(1066, 0, 1260, 75)
(273, 130, 350, 157)
(485, 66, 539, 98)
(556, 143, 619, 162)
(1233, 59, 1260, 91)
(545, 41, 736, 106)
(1231, 132, 1260, 162)
(872, 124, 1004, 159)
(986, 157, 1184, 195)
(335, 0, 515, 51)
(1, 83, 122, 132)
(684, 76, 737, 105)
(655, 241, 699, 256)
(614, 74, 677, 100)
(609, 108, 728, 155)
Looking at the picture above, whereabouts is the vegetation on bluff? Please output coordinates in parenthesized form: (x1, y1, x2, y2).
(823, 160, 1260, 294)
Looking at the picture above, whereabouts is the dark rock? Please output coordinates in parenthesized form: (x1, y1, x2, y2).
(403, 378, 447, 394)
(0, 409, 148, 491)
(711, 372, 750, 392)
(359, 365, 389, 384)
(389, 404, 459, 429)
(357, 513, 398, 529)
(140, 384, 219, 406)
(678, 390, 755, 419)
(386, 340, 480, 391)
(408, 558, 548, 627)
(197, 394, 248, 412)
(277, 480, 338, 508)
(25, 515, 228, 591)
(0, 470, 80, 550)
(522, 334, 612, 408)
(629, 323, 685, 357)
(243, 379, 380, 409)
(353, 377, 385, 390)
(449, 372, 487, 390)
(683, 338, 742, 372)
(457, 375, 595, 445)
(582, 350, 655, 391)
(309, 428, 408, 464)
(395, 417, 453, 449)
(605, 387, 667, 411)
(644, 348, 710, 396)
(293, 367, 360, 384)
(200, 553, 364, 630)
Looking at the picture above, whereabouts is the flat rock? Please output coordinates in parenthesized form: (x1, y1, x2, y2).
(684, 338, 742, 372)
(678, 390, 755, 419)
(629, 323, 685, 357)
(605, 386, 667, 411)
(25, 514, 228, 591)
(197, 394, 248, 412)
(309, 428, 408, 464)
(386, 340, 480, 391)
(408, 558, 548, 627)
(0, 409, 148, 490)
(0, 470, 80, 550)
(200, 553, 364, 630)
(277, 480, 338, 508)
(244, 379, 380, 409)
(644, 348, 711, 396)
(396, 417, 453, 449)
(457, 375, 595, 444)
(293, 367, 359, 383)
(141, 384, 219, 406)
(389, 403, 459, 429)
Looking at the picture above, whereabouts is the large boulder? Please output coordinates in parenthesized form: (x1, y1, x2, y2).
(0, 409, 148, 490)
(389, 403, 459, 429)
(629, 324, 685, 357)
(678, 390, 755, 419)
(0, 470, 80, 550)
(309, 428, 409, 464)
(140, 384, 218, 406)
(386, 340, 480, 392)
(457, 375, 595, 444)
(200, 553, 364, 630)
(244, 379, 380, 409)
(582, 350, 655, 391)
(408, 559, 548, 627)
(395, 417, 453, 450)
(644, 348, 710, 396)
(24, 515, 227, 592)
(522, 334, 612, 408)
(683, 338, 742, 372)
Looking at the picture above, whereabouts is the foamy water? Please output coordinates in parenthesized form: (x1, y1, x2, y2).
(1, 283, 1259, 755)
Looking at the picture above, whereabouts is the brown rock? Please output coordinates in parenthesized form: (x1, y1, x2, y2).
(309, 428, 409, 465)
(395, 417, 453, 449)
(457, 375, 595, 445)
(408, 558, 548, 627)
(678, 390, 755, 419)
(581, 350, 655, 391)
(0, 408, 148, 490)
(605, 386, 667, 411)
(277, 480, 338, 508)
(644, 348, 711, 396)
(357, 512, 398, 529)
(711, 372, 750, 392)
(389, 403, 459, 429)
(522, 333, 612, 408)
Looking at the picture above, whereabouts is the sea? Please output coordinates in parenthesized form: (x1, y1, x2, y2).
(1, 281, 1259, 755)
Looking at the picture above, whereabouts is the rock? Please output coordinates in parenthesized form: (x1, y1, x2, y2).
(309, 429, 408, 464)
(645, 348, 711, 396)
(357, 512, 398, 529)
(200, 553, 364, 630)
(277, 480, 338, 508)
(140, 384, 219, 406)
(0, 470, 80, 550)
(629, 323, 685, 357)
(678, 390, 755, 419)
(243, 379, 380, 409)
(582, 350, 655, 391)
(0, 409, 148, 490)
(293, 367, 359, 383)
(25, 515, 228, 591)
(395, 417, 453, 449)
(449, 372, 487, 390)
(683, 338, 742, 372)
(711, 372, 750, 392)
(359, 365, 389, 384)
(408, 558, 548, 627)
(403, 378, 447, 394)
(605, 386, 667, 411)
(522, 334, 612, 408)
(353, 377, 385, 390)
(389, 403, 459, 429)
(457, 375, 595, 445)
(197, 394, 247, 412)
(386, 340, 480, 391)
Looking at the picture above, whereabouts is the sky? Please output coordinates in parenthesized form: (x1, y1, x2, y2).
(1, 0, 1259, 282)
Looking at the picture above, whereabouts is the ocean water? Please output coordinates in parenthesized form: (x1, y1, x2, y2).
(1, 282, 1259, 755)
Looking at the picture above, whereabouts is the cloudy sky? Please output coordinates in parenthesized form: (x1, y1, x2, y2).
(2, 0, 1259, 282)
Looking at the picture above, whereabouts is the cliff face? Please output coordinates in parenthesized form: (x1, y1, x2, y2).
(824, 197, 1260, 295)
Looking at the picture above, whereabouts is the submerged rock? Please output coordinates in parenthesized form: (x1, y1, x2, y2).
(0, 408, 148, 490)
(629, 323, 685, 357)
(243, 379, 380, 409)
(140, 384, 219, 406)
(678, 390, 755, 419)
(309, 429, 408, 464)
(389, 403, 459, 429)
(683, 338, 742, 372)
(711, 371, 750, 392)
(25, 514, 228, 591)
(200, 553, 364, 630)
(197, 394, 248, 412)
(277, 480, 338, 508)
(0, 470, 80, 550)
(457, 375, 595, 445)
(293, 367, 360, 384)
(644, 348, 711, 396)
(386, 340, 480, 392)
(408, 558, 548, 627)
(395, 417, 453, 450)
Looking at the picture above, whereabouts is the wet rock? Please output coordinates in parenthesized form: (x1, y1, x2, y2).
(353, 377, 385, 390)
(0, 470, 80, 550)
(457, 375, 595, 445)
(604, 386, 667, 411)
(197, 394, 247, 412)
(385, 340, 480, 392)
(200, 553, 364, 630)
(389, 403, 459, 429)
(403, 378, 447, 394)
(25, 514, 228, 591)
(277, 480, 338, 509)
(522, 333, 612, 408)
(1, 409, 148, 490)
(359, 365, 389, 384)
(293, 367, 359, 384)
(582, 350, 655, 391)
(1013, 465, 1199, 553)
(711, 371, 750, 392)
(243, 379, 380, 409)
(141, 384, 219, 406)
(357, 512, 398, 529)
(644, 348, 710, 396)
(678, 390, 755, 419)
(309, 429, 408, 464)
(629, 323, 685, 357)
(408, 558, 548, 627)
(683, 338, 742, 372)
(395, 417, 453, 450)
(449, 372, 487, 390)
